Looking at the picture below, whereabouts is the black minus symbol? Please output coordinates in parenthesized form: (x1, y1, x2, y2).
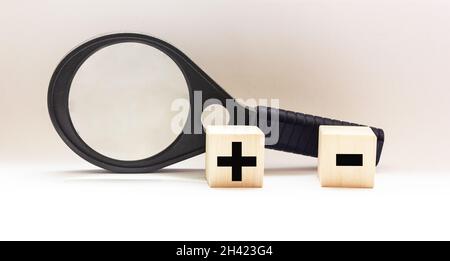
(336, 154, 363, 166)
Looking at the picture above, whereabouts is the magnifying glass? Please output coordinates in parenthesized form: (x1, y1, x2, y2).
(48, 33, 384, 173)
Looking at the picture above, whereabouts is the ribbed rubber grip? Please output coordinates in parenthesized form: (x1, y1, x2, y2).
(256, 106, 384, 165)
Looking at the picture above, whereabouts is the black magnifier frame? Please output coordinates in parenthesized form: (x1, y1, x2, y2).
(48, 33, 384, 173)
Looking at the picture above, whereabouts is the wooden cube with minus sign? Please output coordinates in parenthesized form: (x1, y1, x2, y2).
(318, 126, 377, 188)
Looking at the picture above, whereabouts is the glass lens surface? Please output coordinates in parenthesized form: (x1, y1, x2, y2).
(69, 43, 189, 160)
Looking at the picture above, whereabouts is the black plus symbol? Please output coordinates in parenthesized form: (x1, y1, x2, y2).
(217, 142, 257, 181)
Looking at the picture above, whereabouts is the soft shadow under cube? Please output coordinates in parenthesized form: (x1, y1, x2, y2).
(205, 125, 264, 188)
(318, 126, 376, 188)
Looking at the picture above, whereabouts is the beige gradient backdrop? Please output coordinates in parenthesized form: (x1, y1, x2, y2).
(1, 0, 450, 172)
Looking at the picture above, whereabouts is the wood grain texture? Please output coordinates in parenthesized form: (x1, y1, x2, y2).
(206, 125, 264, 188)
(318, 126, 376, 188)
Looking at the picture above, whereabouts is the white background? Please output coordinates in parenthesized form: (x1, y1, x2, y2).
(1, 0, 450, 240)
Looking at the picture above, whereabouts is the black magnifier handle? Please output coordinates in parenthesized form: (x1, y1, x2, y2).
(256, 106, 384, 165)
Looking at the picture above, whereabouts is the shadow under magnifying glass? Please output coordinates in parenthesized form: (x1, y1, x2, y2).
(48, 168, 203, 183)
(264, 166, 316, 176)
(46, 166, 316, 184)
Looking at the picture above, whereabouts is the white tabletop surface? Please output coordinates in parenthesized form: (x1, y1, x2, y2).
(1, 150, 449, 241)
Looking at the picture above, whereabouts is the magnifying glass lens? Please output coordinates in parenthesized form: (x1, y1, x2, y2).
(69, 43, 189, 161)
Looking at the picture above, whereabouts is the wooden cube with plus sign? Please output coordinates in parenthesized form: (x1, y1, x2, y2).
(205, 125, 265, 188)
